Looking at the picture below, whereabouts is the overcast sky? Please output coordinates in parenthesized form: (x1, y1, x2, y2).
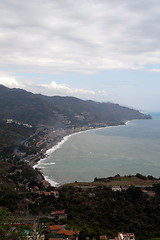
(0, 0, 160, 112)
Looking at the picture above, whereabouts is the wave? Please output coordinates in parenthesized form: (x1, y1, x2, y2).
(41, 162, 55, 165)
(43, 130, 91, 157)
(44, 175, 59, 187)
(33, 134, 75, 169)
(46, 134, 73, 155)
(33, 157, 47, 169)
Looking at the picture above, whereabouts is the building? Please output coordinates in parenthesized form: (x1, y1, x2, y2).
(49, 224, 61, 233)
(54, 210, 66, 218)
(41, 180, 50, 188)
(118, 232, 135, 240)
(112, 186, 121, 192)
(53, 190, 59, 198)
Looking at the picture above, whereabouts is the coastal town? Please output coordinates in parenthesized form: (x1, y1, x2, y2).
(6, 117, 124, 169)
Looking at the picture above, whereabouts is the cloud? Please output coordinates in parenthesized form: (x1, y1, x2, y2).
(43, 81, 71, 92)
(97, 90, 107, 95)
(0, 72, 24, 88)
(41, 81, 95, 97)
(0, 0, 160, 74)
(0, 72, 97, 99)
(151, 69, 160, 72)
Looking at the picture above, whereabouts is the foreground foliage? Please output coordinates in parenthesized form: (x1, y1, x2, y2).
(57, 185, 160, 240)
(0, 208, 35, 240)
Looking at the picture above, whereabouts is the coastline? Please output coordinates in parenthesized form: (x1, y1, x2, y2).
(33, 120, 132, 187)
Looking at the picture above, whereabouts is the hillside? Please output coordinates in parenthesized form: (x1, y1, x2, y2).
(0, 118, 34, 160)
(0, 84, 151, 128)
(0, 84, 151, 164)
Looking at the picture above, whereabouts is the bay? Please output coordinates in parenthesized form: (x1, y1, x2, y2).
(37, 113, 160, 186)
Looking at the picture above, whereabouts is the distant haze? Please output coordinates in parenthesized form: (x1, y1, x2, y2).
(0, 0, 160, 111)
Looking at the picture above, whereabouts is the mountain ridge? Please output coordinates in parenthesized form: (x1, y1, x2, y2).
(0, 84, 151, 128)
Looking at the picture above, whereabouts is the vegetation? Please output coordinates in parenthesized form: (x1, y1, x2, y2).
(1, 172, 160, 239)
(0, 84, 151, 127)
(0, 118, 34, 159)
(0, 208, 35, 239)
(55, 184, 160, 240)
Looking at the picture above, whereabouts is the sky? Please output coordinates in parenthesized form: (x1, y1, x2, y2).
(0, 0, 160, 112)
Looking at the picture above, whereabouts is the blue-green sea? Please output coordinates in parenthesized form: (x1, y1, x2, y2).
(35, 113, 160, 186)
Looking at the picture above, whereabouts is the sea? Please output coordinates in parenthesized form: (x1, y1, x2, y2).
(34, 113, 160, 187)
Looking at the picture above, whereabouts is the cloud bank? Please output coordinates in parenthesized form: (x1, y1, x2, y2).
(0, 72, 106, 99)
(0, 0, 160, 74)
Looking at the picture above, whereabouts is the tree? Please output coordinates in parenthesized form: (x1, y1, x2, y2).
(96, 230, 100, 240)
(78, 229, 87, 240)
(0, 208, 35, 240)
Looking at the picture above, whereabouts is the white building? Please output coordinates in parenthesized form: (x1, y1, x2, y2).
(118, 232, 135, 240)
(112, 186, 121, 192)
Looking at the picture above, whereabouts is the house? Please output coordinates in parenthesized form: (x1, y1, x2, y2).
(142, 189, 148, 194)
(49, 224, 62, 233)
(44, 192, 51, 196)
(100, 235, 107, 239)
(41, 180, 50, 188)
(122, 186, 128, 191)
(53, 190, 59, 198)
(54, 210, 66, 218)
(56, 229, 80, 239)
(142, 189, 155, 197)
(118, 232, 135, 240)
(88, 193, 96, 198)
(49, 225, 79, 240)
(112, 186, 121, 192)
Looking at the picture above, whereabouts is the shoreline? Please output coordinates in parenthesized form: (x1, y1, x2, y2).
(32, 120, 132, 187)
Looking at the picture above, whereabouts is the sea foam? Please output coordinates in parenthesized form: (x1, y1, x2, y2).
(44, 175, 59, 187)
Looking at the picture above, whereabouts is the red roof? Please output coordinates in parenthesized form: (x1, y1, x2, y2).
(57, 229, 64, 235)
(100, 236, 107, 239)
(142, 190, 148, 193)
(57, 229, 79, 236)
(44, 192, 51, 195)
(49, 239, 63, 240)
(118, 232, 135, 240)
(55, 210, 65, 215)
(49, 225, 61, 231)
(41, 180, 49, 183)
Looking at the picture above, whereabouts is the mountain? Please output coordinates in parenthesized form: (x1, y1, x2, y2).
(0, 84, 151, 128)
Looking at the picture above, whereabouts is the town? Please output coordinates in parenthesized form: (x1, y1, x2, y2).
(1, 172, 160, 240)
